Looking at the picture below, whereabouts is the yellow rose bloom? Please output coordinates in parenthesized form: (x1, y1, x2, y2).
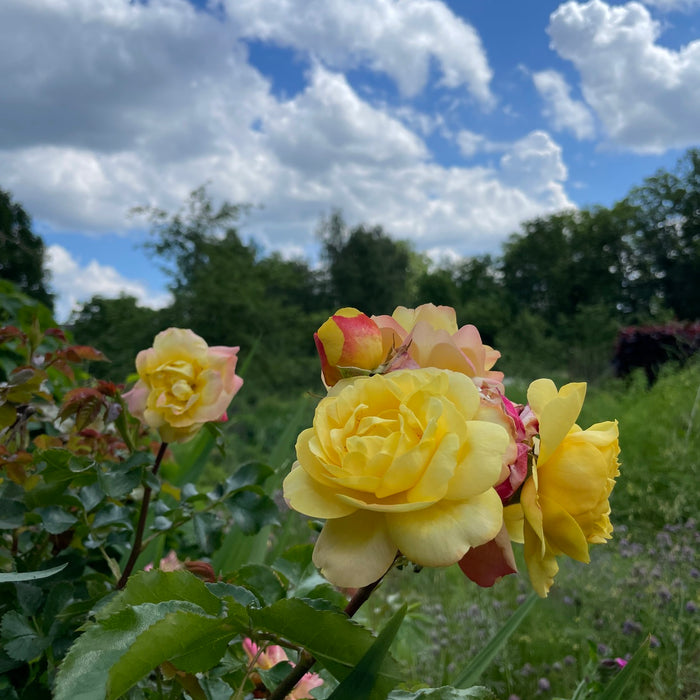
(505, 379, 620, 596)
(283, 368, 509, 587)
(123, 328, 243, 443)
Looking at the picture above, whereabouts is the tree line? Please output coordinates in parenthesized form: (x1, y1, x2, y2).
(2, 149, 700, 396)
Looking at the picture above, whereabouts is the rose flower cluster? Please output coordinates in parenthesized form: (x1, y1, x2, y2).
(283, 305, 620, 596)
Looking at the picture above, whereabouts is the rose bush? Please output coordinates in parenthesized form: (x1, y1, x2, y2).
(283, 367, 510, 587)
(123, 327, 243, 443)
(505, 379, 621, 596)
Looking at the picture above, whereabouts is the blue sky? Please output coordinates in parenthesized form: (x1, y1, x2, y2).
(1, 0, 699, 319)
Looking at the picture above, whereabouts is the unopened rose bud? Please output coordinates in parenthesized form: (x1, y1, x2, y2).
(314, 308, 384, 387)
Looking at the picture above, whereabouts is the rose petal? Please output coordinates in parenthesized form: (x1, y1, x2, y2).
(283, 464, 357, 519)
(312, 511, 397, 587)
(387, 491, 503, 567)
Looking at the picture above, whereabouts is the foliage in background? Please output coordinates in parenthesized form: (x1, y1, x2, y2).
(0, 190, 53, 311)
(56, 148, 700, 396)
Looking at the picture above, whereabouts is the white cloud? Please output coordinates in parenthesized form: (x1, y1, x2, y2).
(532, 70, 596, 139)
(456, 130, 504, 158)
(0, 0, 573, 306)
(500, 131, 569, 197)
(224, 0, 495, 105)
(46, 244, 171, 322)
(262, 65, 428, 173)
(547, 0, 700, 152)
(640, 0, 700, 11)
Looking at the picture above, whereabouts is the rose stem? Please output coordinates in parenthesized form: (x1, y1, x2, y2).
(268, 575, 385, 700)
(117, 441, 168, 589)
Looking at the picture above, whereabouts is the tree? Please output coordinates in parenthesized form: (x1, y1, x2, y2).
(319, 211, 413, 316)
(625, 148, 700, 321)
(69, 295, 165, 382)
(136, 188, 327, 395)
(0, 188, 53, 309)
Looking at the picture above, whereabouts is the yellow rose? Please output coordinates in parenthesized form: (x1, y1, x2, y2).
(283, 368, 509, 587)
(123, 328, 243, 443)
(505, 379, 620, 596)
(372, 303, 503, 383)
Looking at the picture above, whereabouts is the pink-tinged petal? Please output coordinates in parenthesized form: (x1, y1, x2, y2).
(122, 381, 149, 419)
(283, 464, 357, 519)
(313, 510, 397, 587)
(387, 491, 503, 568)
(495, 443, 529, 502)
(242, 638, 258, 663)
(289, 671, 324, 699)
(261, 645, 289, 668)
(458, 524, 517, 587)
(208, 345, 241, 393)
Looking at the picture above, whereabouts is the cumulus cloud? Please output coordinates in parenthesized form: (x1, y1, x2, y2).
(0, 0, 572, 277)
(46, 245, 171, 322)
(547, 0, 700, 152)
(532, 70, 596, 139)
(224, 0, 495, 105)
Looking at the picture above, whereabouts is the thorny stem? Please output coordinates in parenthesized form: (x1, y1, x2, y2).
(116, 441, 168, 589)
(267, 574, 386, 700)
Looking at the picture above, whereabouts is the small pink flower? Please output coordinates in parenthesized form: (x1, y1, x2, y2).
(288, 671, 324, 699)
(242, 639, 324, 698)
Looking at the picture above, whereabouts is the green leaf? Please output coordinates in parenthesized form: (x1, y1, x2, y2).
(206, 581, 259, 608)
(15, 582, 43, 616)
(223, 461, 274, 493)
(54, 601, 203, 700)
(0, 562, 68, 582)
(98, 462, 143, 499)
(106, 610, 242, 698)
(0, 610, 47, 661)
(96, 570, 223, 620)
(227, 564, 285, 606)
(152, 515, 173, 531)
(79, 483, 104, 512)
(250, 598, 403, 695)
(597, 637, 651, 700)
(225, 490, 279, 535)
(452, 592, 539, 688)
(388, 687, 496, 699)
(0, 499, 26, 529)
(327, 604, 406, 700)
(35, 506, 78, 534)
(92, 504, 133, 531)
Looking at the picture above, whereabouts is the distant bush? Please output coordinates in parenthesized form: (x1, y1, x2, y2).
(613, 322, 700, 385)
